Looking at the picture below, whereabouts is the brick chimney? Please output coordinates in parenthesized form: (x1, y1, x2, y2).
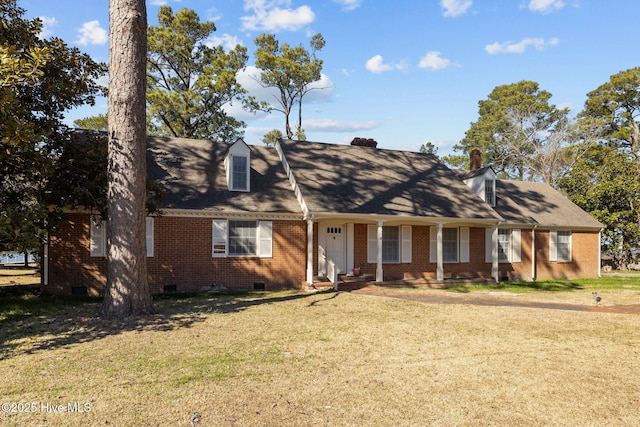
(350, 137, 378, 148)
(469, 148, 482, 170)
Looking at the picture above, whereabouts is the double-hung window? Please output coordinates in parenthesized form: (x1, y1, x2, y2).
(213, 220, 272, 258)
(442, 228, 459, 263)
(486, 228, 521, 263)
(228, 221, 257, 255)
(90, 216, 154, 257)
(430, 227, 470, 263)
(232, 156, 248, 191)
(367, 225, 412, 263)
(550, 230, 572, 262)
(381, 226, 400, 263)
(485, 179, 496, 206)
(498, 229, 510, 262)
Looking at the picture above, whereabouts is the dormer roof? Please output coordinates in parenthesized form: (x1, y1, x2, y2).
(456, 166, 495, 181)
(146, 136, 301, 214)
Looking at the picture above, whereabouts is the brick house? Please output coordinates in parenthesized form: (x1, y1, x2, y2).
(42, 136, 603, 295)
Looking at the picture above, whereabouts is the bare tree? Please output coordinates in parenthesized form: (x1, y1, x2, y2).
(100, 0, 154, 319)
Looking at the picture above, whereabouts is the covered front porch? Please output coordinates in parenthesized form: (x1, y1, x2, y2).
(307, 273, 497, 292)
(304, 214, 502, 289)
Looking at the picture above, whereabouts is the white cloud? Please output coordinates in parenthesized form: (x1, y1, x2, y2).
(241, 0, 315, 32)
(333, 0, 362, 11)
(365, 55, 407, 74)
(418, 51, 452, 71)
(206, 34, 244, 51)
(37, 16, 57, 39)
(485, 37, 559, 54)
(528, 0, 565, 13)
(440, 0, 472, 17)
(304, 118, 380, 132)
(75, 20, 107, 46)
(303, 74, 335, 102)
(236, 66, 334, 107)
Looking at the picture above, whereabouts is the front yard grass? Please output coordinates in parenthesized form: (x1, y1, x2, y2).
(444, 273, 640, 293)
(1, 279, 640, 426)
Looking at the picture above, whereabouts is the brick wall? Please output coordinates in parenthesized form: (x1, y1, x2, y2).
(45, 215, 601, 296)
(45, 213, 107, 295)
(350, 225, 600, 281)
(533, 230, 600, 280)
(45, 213, 306, 295)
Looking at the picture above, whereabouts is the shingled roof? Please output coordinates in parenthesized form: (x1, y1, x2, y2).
(277, 139, 501, 221)
(494, 180, 603, 229)
(146, 136, 301, 214)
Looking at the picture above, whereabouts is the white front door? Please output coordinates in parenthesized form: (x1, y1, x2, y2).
(324, 225, 346, 274)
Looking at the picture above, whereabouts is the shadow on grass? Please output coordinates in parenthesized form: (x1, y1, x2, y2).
(0, 290, 321, 360)
(442, 280, 585, 293)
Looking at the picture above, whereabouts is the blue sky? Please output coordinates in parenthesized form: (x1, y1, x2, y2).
(18, 0, 640, 155)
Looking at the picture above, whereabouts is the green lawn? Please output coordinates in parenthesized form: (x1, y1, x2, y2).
(1, 277, 639, 426)
(442, 273, 640, 293)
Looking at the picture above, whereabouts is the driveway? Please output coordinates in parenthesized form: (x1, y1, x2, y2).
(349, 285, 640, 315)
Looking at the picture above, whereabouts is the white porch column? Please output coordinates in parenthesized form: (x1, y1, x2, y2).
(436, 223, 444, 281)
(306, 218, 314, 284)
(376, 221, 383, 282)
(491, 224, 499, 282)
(346, 223, 354, 274)
(531, 226, 537, 281)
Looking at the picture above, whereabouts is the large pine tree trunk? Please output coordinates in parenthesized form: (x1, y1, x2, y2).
(100, 0, 154, 319)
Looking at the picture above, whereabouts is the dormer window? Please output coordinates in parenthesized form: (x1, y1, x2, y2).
(460, 148, 497, 207)
(232, 155, 248, 191)
(225, 138, 251, 192)
(485, 179, 495, 206)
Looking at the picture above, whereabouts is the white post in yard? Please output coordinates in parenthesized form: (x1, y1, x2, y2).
(376, 221, 383, 282)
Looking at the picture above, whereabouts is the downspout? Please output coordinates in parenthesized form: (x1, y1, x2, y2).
(598, 229, 602, 278)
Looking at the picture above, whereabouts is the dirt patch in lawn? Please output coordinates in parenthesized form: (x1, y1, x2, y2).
(351, 284, 640, 315)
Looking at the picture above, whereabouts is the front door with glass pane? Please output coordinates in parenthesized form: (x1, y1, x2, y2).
(325, 226, 346, 273)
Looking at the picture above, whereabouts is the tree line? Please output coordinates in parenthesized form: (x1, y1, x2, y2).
(2, 0, 640, 318)
(443, 74, 640, 269)
(1, 3, 324, 254)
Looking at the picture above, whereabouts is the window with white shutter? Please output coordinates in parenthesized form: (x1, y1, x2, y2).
(550, 230, 571, 262)
(258, 221, 273, 258)
(146, 217, 154, 257)
(90, 216, 106, 257)
(496, 228, 521, 263)
(212, 220, 228, 257)
(212, 220, 272, 258)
